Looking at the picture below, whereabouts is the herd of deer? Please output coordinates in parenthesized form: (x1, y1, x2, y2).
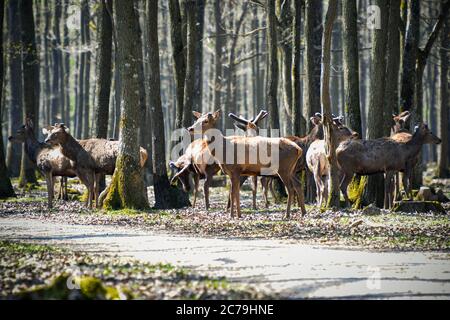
(8, 108, 441, 219)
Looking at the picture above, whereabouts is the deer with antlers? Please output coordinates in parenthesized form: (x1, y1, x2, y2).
(187, 110, 306, 219)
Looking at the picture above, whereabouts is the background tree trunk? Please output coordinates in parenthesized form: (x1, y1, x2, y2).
(304, 0, 322, 129)
(18, 0, 39, 187)
(292, 0, 305, 136)
(438, 1, 449, 178)
(266, 0, 280, 131)
(193, 0, 205, 113)
(103, 0, 149, 210)
(51, 0, 62, 124)
(168, 0, 186, 129)
(362, 0, 389, 207)
(6, 0, 23, 177)
(146, 0, 190, 209)
(94, 0, 113, 139)
(321, 0, 340, 209)
(0, 0, 15, 198)
(82, 0, 91, 139)
(213, 0, 223, 114)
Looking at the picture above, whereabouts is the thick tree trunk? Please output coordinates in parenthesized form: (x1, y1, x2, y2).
(384, 0, 400, 135)
(193, 0, 205, 112)
(213, 0, 223, 116)
(292, 0, 305, 136)
(438, 2, 449, 178)
(18, 0, 39, 187)
(321, 0, 340, 209)
(400, 0, 420, 114)
(103, 0, 149, 210)
(6, 0, 23, 177)
(266, 0, 280, 131)
(82, 0, 91, 139)
(94, 0, 113, 139)
(305, 0, 322, 129)
(76, 5, 86, 139)
(63, 0, 70, 127)
(182, 0, 197, 129)
(168, 0, 186, 129)
(51, 0, 62, 125)
(43, 0, 51, 127)
(145, 0, 189, 209)
(363, 0, 389, 207)
(0, 0, 15, 198)
(342, 0, 362, 137)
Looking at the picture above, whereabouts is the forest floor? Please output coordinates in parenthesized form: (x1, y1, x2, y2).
(0, 177, 449, 299)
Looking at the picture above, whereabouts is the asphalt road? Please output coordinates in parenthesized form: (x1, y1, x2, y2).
(1, 217, 449, 299)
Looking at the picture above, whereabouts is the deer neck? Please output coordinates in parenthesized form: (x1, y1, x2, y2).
(24, 132, 43, 164)
(59, 135, 85, 162)
(204, 129, 227, 160)
(403, 132, 425, 158)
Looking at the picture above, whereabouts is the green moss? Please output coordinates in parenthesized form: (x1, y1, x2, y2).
(0, 241, 61, 254)
(347, 176, 367, 209)
(0, 196, 46, 203)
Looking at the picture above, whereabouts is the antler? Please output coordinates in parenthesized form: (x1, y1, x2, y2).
(252, 110, 268, 124)
(228, 113, 249, 125)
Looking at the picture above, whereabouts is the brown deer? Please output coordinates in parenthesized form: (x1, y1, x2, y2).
(8, 119, 77, 208)
(336, 122, 441, 209)
(306, 117, 359, 207)
(187, 110, 306, 219)
(170, 110, 269, 210)
(44, 124, 97, 208)
(42, 127, 148, 205)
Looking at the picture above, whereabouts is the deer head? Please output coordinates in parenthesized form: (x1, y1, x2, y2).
(413, 123, 441, 145)
(8, 118, 35, 143)
(169, 156, 193, 192)
(392, 111, 411, 133)
(43, 123, 70, 146)
(187, 110, 221, 135)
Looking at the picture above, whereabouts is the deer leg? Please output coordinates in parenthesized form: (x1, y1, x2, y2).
(402, 169, 411, 200)
(313, 165, 323, 206)
(340, 172, 353, 206)
(278, 173, 292, 219)
(261, 177, 270, 208)
(323, 174, 329, 207)
(45, 173, 53, 209)
(229, 176, 236, 218)
(252, 176, 257, 210)
(204, 174, 211, 210)
(192, 174, 199, 208)
(62, 177, 68, 200)
(94, 173, 101, 208)
(292, 175, 306, 216)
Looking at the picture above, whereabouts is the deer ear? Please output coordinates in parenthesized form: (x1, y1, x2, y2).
(192, 111, 202, 119)
(310, 116, 320, 126)
(42, 127, 49, 135)
(212, 110, 221, 120)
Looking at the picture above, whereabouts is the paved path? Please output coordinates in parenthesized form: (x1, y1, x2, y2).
(1, 217, 449, 299)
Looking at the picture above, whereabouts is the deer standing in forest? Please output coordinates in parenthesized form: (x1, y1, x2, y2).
(306, 117, 359, 207)
(44, 124, 97, 208)
(187, 110, 306, 219)
(8, 119, 77, 208)
(336, 122, 441, 209)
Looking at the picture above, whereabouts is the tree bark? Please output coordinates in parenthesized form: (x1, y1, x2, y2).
(182, 0, 197, 128)
(62, 0, 70, 127)
(266, 0, 280, 131)
(305, 0, 322, 130)
(292, 0, 305, 136)
(94, 0, 113, 139)
(51, 0, 62, 124)
(363, 0, 389, 207)
(6, 0, 23, 177)
(193, 0, 205, 112)
(145, 0, 189, 209)
(438, 1, 449, 178)
(18, 0, 39, 187)
(400, 0, 420, 114)
(82, 0, 91, 139)
(342, 0, 362, 137)
(321, 0, 340, 208)
(168, 0, 186, 129)
(103, 0, 149, 210)
(213, 0, 224, 117)
(0, 0, 15, 198)
(43, 0, 51, 127)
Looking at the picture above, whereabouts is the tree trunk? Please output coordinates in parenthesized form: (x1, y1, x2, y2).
(266, 0, 280, 131)
(438, 1, 449, 178)
(145, 0, 189, 209)
(18, 0, 39, 187)
(82, 0, 91, 139)
(363, 0, 389, 207)
(400, 0, 420, 114)
(384, 0, 400, 135)
(213, 0, 223, 116)
(292, 0, 305, 136)
(76, 4, 86, 139)
(321, 0, 340, 209)
(193, 0, 205, 112)
(342, 0, 362, 137)
(51, 0, 62, 125)
(6, 0, 23, 177)
(0, 0, 15, 198)
(103, 0, 149, 210)
(43, 0, 51, 127)
(182, 0, 197, 129)
(62, 0, 70, 127)
(94, 0, 113, 139)
(168, 0, 186, 129)
(305, 0, 322, 130)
